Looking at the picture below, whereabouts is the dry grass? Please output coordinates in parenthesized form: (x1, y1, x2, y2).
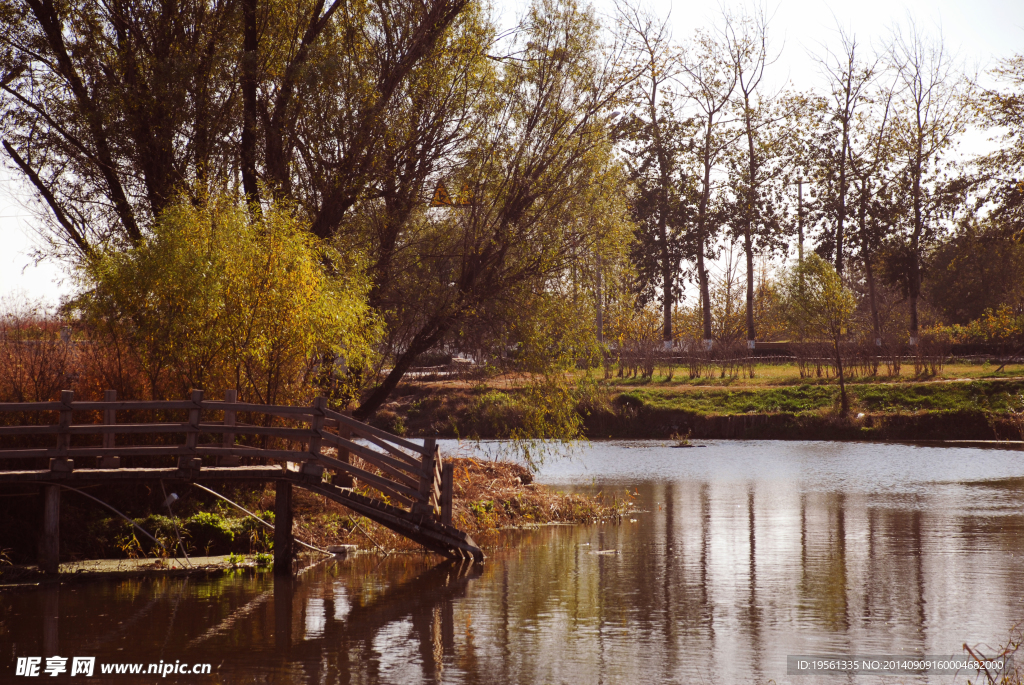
(243, 458, 637, 555)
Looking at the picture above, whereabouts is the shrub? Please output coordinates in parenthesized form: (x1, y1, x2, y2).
(184, 512, 238, 556)
(70, 194, 382, 405)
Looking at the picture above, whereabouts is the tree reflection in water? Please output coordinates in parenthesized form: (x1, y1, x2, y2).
(2, 442, 1024, 684)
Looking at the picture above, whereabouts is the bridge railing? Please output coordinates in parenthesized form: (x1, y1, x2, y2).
(0, 389, 455, 525)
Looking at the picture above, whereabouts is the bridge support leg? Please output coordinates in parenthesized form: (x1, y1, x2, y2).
(274, 480, 293, 574)
(38, 485, 60, 574)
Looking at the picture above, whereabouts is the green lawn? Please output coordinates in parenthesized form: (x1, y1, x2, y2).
(610, 377, 1024, 416)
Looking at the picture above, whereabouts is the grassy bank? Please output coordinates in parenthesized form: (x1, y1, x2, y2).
(373, 365, 1024, 442)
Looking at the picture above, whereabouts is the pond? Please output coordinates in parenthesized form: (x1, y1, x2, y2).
(3, 440, 1023, 684)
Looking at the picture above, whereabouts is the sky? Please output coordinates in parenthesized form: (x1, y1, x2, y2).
(2, 0, 1023, 305)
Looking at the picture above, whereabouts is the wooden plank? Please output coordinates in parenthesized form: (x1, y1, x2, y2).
(300, 481, 483, 562)
(0, 422, 311, 437)
(0, 466, 284, 482)
(67, 423, 192, 435)
(197, 446, 307, 461)
(334, 419, 353, 488)
(0, 402, 62, 411)
(68, 401, 194, 411)
(319, 435, 419, 489)
(318, 431, 422, 481)
(198, 401, 316, 417)
(0, 425, 60, 436)
(323, 408, 430, 456)
(0, 446, 191, 459)
(197, 423, 314, 440)
(0, 444, 306, 460)
(313, 451, 421, 505)
(179, 389, 202, 470)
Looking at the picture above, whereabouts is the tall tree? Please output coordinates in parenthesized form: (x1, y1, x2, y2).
(679, 27, 738, 347)
(846, 68, 901, 346)
(813, 26, 878, 274)
(977, 54, 1024, 239)
(888, 21, 971, 342)
(616, 0, 685, 346)
(723, 7, 777, 346)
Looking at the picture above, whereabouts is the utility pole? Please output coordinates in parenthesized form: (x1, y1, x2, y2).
(797, 177, 804, 264)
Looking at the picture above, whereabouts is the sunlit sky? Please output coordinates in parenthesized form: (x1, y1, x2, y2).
(2, 0, 1023, 305)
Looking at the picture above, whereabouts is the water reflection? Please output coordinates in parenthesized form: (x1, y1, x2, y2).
(2, 441, 1024, 684)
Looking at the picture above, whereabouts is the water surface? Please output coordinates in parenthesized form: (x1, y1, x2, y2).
(3, 440, 1023, 684)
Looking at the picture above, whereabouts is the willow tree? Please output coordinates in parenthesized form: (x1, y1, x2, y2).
(352, 0, 632, 418)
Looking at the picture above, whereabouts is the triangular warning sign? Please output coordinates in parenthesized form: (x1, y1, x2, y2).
(430, 182, 453, 207)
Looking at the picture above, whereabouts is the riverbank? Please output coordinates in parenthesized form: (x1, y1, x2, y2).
(375, 373, 1024, 441)
(0, 458, 637, 577)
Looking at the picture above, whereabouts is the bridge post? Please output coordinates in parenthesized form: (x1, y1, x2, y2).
(178, 389, 203, 471)
(39, 484, 60, 574)
(99, 390, 120, 468)
(218, 389, 239, 466)
(274, 480, 293, 574)
(301, 396, 326, 482)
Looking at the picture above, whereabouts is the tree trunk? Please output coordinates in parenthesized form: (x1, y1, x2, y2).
(835, 118, 849, 274)
(240, 0, 261, 204)
(744, 100, 757, 345)
(865, 252, 881, 343)
(909, 152, 923, 343)
(353, 315, 453, 420)
(650, 87, 673, 345)
(834, 337, 848, 414)
(745, 233, 755, 343)
(697, 125, 715, 343)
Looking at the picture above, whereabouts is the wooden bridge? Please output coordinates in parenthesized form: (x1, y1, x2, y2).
(0, 390, 483, 572)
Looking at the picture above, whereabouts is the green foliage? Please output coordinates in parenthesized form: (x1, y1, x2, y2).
(944, 305, 1024, 347)
(254, 552, 273, 568)
(71, 194, 381, 403)
(467, 376, 590, 469)
(925, 222, 1024, 324)
(782, 255, 857, 344)
(184, 512, 238, 556)
(226, 553, 245, 568)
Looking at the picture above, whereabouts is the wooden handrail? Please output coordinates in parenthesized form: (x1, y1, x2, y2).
(0, 391, 451, 520)
(323, 407, 430, 456)
(316, 431, 420, 488)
